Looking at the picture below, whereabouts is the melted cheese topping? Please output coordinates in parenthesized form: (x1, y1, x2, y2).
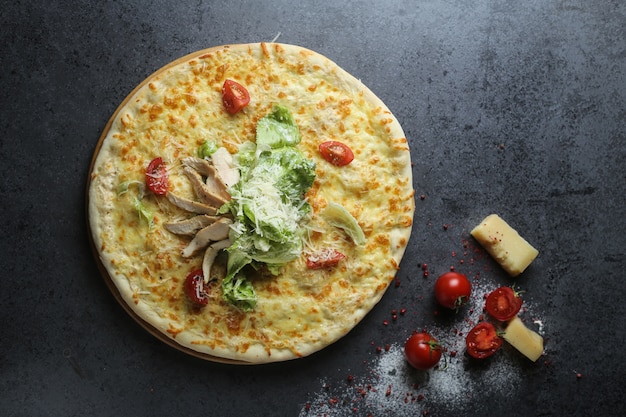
(88, 43, 414, 363)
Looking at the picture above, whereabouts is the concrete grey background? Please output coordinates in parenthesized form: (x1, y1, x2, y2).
(1, 1, 624, 416)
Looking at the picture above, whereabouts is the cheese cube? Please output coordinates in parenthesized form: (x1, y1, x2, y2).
(471, 214, 538, 276)
(502, 316, 544, 362)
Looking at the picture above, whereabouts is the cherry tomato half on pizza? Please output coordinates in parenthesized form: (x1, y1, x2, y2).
(184, 269, 209, 306)
(145, 157, 169, 195)
(404, 331, 442, 370)
(306, 249, 346, 269)
(319, 141, 354, 166)
(485, 286, 523, 321)
(434, 272, 472, 310)
(222, 79, 250, 114)
(465, 322, 503, 359)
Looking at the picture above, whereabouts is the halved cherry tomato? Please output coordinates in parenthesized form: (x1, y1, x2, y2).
(434, 272, 471, 310)
(222, 79, 250, 114)
(485, 286, 523, 321)
(319, 141, 354, 166)
(145, 157, 168, 195)
(404, 332, 442, 370)
(184, 269, 209, 306)
(465, 322, 503, 359)
(306, 249, 346, 269)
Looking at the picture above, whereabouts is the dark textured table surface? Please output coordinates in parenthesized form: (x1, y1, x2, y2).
(2, 1, 625, 416)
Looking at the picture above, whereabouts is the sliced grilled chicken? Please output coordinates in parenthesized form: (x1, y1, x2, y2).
(212, 147, 240, 188)
(202, 239, 231, 283)
(182, 217, 232, 257)
(183, 166, 229, 207)
(182, 156, 231, 200)
(181, 156, 214, 176)
(164, 215, 220, 236)
(166, 192, 218, 215)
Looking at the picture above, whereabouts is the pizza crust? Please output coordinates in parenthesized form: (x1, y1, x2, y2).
(88, 43, 414, 363)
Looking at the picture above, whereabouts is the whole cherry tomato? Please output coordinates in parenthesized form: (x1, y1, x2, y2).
(145, 157, 169, 195)
(465, 322, 503, 359)
(306, 249, 346, 269)
(319, 141, 354, 166)
(404, 332, 442, 370)
(222, 79, 250, 114)
(485, 286, 523, 321)
(434, 272, 472, 310)
(184, 269, 209, 306)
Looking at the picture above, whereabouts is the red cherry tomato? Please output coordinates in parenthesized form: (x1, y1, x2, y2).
(145, 157, 169, 195)
(465, 322, 503, 359)
(222, 79, 250, 114)
(485, 286, 523, 321)
(319, 141, 354, 166)
(184, 269, 209, 306)
(404, 332, 442, 370)
(306, 249, 346, 269)
(434, 272, 472, 309)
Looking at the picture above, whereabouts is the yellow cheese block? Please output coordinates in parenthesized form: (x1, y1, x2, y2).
(471, 214, 539, 276)
(503, 316, 544, 361)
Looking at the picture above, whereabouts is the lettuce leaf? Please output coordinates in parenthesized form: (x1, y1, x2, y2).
(197, 139, 218, 159)
(255, 105, 301, 149)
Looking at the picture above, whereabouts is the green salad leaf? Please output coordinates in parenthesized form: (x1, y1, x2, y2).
(255, 105, 302, 149)
(322, 202, 366, 245)
(133, 197, 154, 228)
(197, 139, 218, 159)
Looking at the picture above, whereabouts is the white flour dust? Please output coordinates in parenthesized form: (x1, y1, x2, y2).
(298, 341, 524, 417)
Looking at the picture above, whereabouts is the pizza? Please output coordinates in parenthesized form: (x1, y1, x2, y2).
(87, 42, 415, 363)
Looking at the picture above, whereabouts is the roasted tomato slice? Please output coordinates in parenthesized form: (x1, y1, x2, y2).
(485, 286, 523, 321)
(145, 157, 169, 195)
(222, 79, 250, 114)
(465, 322, 503, 359)
(319, 141, 354, 166)
(184, 269, 209, 306)
(306, 249, 346, 269)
